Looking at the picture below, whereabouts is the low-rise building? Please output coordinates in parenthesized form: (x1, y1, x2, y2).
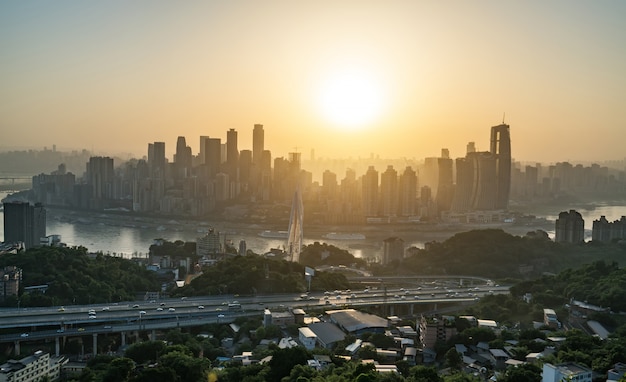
(298, 327, 317, 350)
(0, 351, 67, 382)
(542, 363, 592, 382)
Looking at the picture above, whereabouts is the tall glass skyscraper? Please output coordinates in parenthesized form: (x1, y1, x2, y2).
(490, 123, 511, 210)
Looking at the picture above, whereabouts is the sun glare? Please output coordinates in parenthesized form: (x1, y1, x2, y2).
(316, 69, 385, 130)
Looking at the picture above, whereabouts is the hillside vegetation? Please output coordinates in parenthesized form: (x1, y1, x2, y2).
(0, 246, 160, 307)
(385, 229, 626, 279)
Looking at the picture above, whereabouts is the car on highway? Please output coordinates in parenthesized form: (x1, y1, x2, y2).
(89, 315, 97, 319)
(168, 308, 176, 312)
(156, 307, 163, 311)
(197, 305, 205, 309)
(57, 307, 65, 312)
(20, 333, 29, 337)
(132, 304, 139, 308)
(101, 306, 110, 311)
(139, 311, 146, 315)
(78, 328, 85, 332)
(217, 314, 225, 318)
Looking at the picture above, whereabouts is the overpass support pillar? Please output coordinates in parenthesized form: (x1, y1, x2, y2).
(14, 341, 20, 356)
(389, 305, 394, 316)
(92, 333, 97, 355)
(410, 304, 414, 315)
(55, 337, 60, 357)
(151, 330, 156, 341)
(121, 331, 126, 347)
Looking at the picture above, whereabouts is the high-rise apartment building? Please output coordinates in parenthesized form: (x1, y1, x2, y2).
(362, 166, 379, 217)
(380, 165, 398, 217)
(398, 166, 417, 217)
(252, 124, 264, 165)
(436, 151, 454, 213)
(226, 128, 239, 181)
(251, 124, 265, 199)
(555, 210, 585, 243)
(148, 142, 166, 179)
(3, 201, 46, 249)
(203, 138, 221, 178)
(382, 236, 404, 265)
(592, 215, 626, 243)
(86, 156, 115, 202)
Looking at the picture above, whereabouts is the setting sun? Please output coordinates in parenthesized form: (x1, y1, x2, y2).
(316, 69, 386, 130)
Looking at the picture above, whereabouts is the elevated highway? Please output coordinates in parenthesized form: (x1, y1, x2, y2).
(0, 277, 509, 356)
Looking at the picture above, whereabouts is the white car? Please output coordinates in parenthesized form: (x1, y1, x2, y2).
(168, 308, 176, 312)
(139, 311, 146, 315)
(198, 305, 205, 309)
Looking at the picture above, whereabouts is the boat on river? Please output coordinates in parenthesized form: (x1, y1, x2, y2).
(322, 232, 366, 240)
(258, 230, 289, 239)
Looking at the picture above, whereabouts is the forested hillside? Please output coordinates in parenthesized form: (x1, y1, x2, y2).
(0, 246, 160, 307)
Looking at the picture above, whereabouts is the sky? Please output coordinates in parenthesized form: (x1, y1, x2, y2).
(1, 1, 625, 164)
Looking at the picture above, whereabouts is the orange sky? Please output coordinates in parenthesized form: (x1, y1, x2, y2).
(1, 1, 625, 163)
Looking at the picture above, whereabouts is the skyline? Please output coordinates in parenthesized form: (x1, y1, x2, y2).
(1, 1, 625, 163)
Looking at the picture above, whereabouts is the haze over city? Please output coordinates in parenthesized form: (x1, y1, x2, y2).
(1, 1, 625, 163)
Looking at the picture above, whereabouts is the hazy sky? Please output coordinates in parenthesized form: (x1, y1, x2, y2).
(1, 1, 625, 163)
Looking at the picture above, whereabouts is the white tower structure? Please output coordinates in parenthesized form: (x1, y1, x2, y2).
(286, 187, 304, 262)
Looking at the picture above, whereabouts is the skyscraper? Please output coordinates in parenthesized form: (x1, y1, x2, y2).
(490, 123, 511, 210)
(252, 124, 264, 165)
(286, 187, 303, 263)
(174, 136, 192, 179)
(380, 165, 398, 217)
(226, 128, 239, 182)
(203, 138, 221, 178)
(3, 201, 46, 249)
(398, 166, 417, 217)
(86, 156, 115, 207)
(148, 142, 166, 179)
(362, 166, 379, 217)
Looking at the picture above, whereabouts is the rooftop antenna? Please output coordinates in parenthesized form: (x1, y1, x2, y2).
(502, 112, 506, 124)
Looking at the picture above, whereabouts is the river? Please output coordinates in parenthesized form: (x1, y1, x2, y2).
(2, 190, 626, 259)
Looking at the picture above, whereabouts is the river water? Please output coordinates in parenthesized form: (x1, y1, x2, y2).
(2, 190, 626, 259)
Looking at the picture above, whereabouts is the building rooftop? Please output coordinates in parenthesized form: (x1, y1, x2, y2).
(326, 309, 388, 333)
(308, 322, 346, 347)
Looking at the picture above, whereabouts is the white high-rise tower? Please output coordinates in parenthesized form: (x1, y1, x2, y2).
(286, 187, 304, 263)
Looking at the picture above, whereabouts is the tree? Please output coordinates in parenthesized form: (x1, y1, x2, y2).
(497, 363, 541, 382)
(130, 367, 177, 382)
(408, 366, 443, 382)
(102, 357, 135, 382)
(159, 350, 211, 382)
(124, 340, 167, 364)
(444, 348, 462, 370)
(267, 346, 311, 382)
